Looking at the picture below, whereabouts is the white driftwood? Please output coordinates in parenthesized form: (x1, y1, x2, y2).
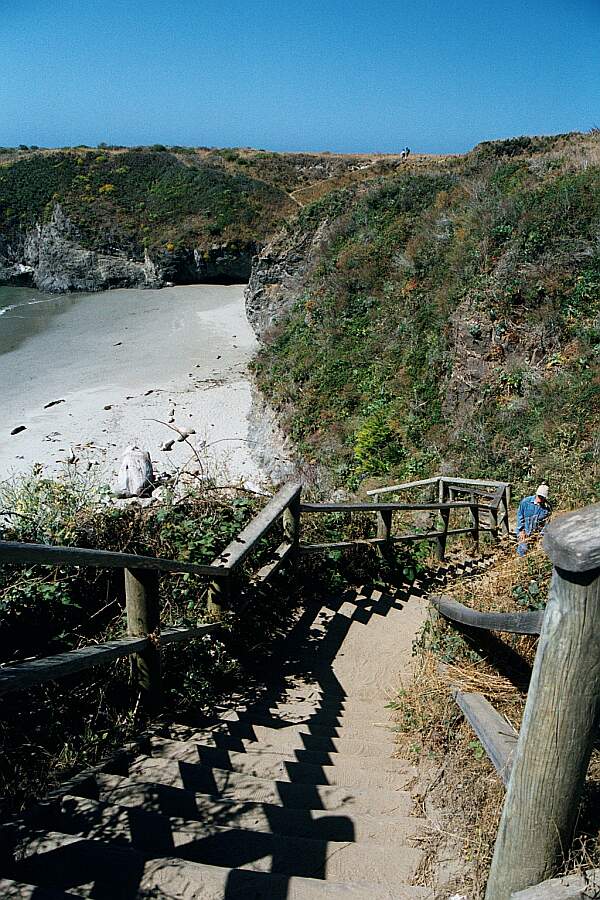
(114, 446, 154, 497)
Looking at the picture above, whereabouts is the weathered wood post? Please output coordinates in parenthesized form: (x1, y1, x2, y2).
(499, 484, 511, 537)
(283, 488, 301, 551)
(485, 504, 600, 900)
(438, 477, 446, 505)
(373, 493, 394, 564)
(470, 496, 480, 548)
(436, 504, 450, 561)
(206, 572, 229, 619)
(124, 567, 161, 711)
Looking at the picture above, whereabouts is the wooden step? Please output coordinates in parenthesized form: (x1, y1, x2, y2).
(41, 794, 422, 885)
(214, 711, 398, 743)
(11, 830, 422, 899)
(68, 772, 418, 843)
(114, 756, 416, 816)
(0, 879, 83, 899)
(139, 736, 417, 790)
(149, 733, 408, 771)
(166, 723, 396, 758)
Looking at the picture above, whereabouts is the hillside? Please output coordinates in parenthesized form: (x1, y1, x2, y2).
(0, 145, 408, 291)
(249, 131, 600, 504)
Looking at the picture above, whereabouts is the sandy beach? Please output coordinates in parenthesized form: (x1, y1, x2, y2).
(0, 284, 288, 489)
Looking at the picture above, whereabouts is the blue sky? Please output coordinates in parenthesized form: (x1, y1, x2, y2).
(1, 0, 599, 153)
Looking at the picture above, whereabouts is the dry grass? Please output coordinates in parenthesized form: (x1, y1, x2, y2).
(392, 539, 600, 896)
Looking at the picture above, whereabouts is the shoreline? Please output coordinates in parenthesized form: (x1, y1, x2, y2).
(0, 284, 293, 491)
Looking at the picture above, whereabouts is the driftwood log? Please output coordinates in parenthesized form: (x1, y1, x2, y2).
(114, 446, 154, 497)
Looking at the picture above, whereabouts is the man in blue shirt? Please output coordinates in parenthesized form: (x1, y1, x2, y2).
(516, 483, 551, 556)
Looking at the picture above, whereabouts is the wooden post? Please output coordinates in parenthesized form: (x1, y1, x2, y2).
(485, 504, 600, 900)
(500, 486, 510, 537)
(436, 504, 450, 561)
(438, 477, 446, 505)
(206, 573, 229, 619)
(124, 567, 161, 712)
(470, 496, 480, 548)
(489, 504, 499, 542)
(376, 508, 393, 560)
(283, 491, 301, 549)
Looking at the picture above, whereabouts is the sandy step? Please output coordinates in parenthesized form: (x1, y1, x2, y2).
(149, 733, 409, 771)
(215, 710, 398, 743)
(0, 879, 83, 899)
(116, 756, 415, 816)
(223, 701, 393, 728)
(45, 794, 422, 886)
(11, 830, 419, 899)
(69, 772, 418, 843)
(166, 723, 396, 758)
(140, 736, 416, 790)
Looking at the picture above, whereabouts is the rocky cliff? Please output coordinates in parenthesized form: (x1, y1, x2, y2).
(0, 204, 261, 293)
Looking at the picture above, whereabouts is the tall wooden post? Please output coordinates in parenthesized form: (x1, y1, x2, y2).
(438, 477, 446, 505)
(470, 496, 480, 548)
(500, 485, 510, 537)
(486, 504, 600, 900)
(206, 572, 229, 619)
(283, 491, 301, 550)
(125, 567, 161, 712)
(436, 505, 450, 561)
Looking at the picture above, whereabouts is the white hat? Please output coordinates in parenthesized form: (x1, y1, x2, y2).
(536, 483, 549, 499)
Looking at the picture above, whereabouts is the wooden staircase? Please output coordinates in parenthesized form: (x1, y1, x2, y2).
(0, 562, 496, 900)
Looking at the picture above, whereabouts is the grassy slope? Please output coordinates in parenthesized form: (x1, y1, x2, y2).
(0, 145, 395, 255)
(254, 132, 600, 505)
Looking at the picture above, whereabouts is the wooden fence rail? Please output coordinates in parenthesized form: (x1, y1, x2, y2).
(0, 475, 510, 710)
(428, 501, 600, 900)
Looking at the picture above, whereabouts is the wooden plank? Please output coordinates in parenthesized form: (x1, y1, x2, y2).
(442, 476, 509, 489)
(0, 540, 225, 578)
(365, 476, 440, 496)
(252, 541, 294, 583)
(299, 538, 387, 553)
(0, 625, 220, 695)
(300, 501, 478, 513)
(299, 527, 480, 553)
(161, 623, 220, 644)
(211, 482, 302, 571)
(453, 690, 518, 786)
(511, 869, 600, 900)
(431, 595, 544, 634)
(0, 637, 149, 695)
(394, 527, 476, 542)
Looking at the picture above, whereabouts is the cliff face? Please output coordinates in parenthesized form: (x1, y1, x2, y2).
(245, 219, 336, 338)
(0, 204, 259, 293)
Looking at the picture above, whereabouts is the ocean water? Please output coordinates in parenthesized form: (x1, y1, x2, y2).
(0, 284, 266, 485)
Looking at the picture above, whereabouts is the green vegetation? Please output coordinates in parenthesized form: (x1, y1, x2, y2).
(0, 148, 293, 252)
(254, 133, 600, 504)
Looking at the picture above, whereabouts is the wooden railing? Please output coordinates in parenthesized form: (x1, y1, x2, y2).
(426, 501, 600, 900)
(0, 475, 510, 711)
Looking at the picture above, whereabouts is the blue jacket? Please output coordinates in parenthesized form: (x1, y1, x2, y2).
(516, 495, 551, 537)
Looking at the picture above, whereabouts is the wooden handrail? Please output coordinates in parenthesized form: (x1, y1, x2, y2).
(300, 500, 481, 512)
(431, 595, 544, 635)
(0, 540, 228, 577)
(212, 482, 302, 570)
(0, 477, 511, 703)
(0, 623, 218, 696)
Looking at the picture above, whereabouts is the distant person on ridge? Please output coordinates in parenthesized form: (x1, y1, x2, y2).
(515, 483, 551, 556)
